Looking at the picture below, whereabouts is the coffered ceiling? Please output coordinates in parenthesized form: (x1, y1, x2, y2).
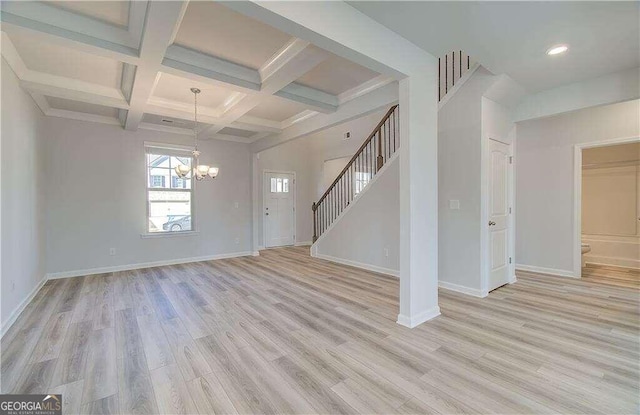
(0, 1, 393, 143)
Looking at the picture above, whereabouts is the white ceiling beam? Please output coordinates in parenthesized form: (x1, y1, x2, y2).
(338, 74, 395, 105)
(139, 122, 194, 136)
(162, 40, 337, 116)
(228, 119, 281, 133)
(0, 34, 129, 109)
(274, 82, 338, 112)
(0, 1, 136, 47)
(163, 45, 261, 91)
(147, 96, 221, 118)
(199, 38, 331, 137)
(46, 108, 121, 126)
(279, 109, 319, 129)
(27, 92, 51, 116)
(26, 90, 122, 126)
(252, 81, 399, 153)
(127, 1, 149, 44)
(0, 12, 138, 64)
(210, 133, 255, 144)
(0, 31, 28, 78)
(231, 116, 281, 131)
(20, 77, 129, 110)
(124, 1, 189, 131)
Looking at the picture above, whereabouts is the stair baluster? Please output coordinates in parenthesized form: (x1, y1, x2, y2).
(312, 105, 399, 242)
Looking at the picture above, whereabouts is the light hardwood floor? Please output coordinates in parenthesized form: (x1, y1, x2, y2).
(2, 247, 638, 414)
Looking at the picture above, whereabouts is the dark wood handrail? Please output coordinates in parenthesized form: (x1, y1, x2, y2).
(312, 105, 399, 242)
(312, 51, 470, 242)
(314, 104, 398, 209)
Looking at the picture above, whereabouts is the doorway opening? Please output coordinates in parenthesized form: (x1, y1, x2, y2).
(574, 138, 640, 279)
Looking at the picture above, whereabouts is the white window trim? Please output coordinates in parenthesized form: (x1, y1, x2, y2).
(144, 143, 196, 237)
(140, 231, 200, 239)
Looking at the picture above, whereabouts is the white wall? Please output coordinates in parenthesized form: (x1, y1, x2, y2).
(322, 157, 350, 192)
(437, 66, 518, 295)
(313, 156, 399, 275)
(438, 67, 500, 293)
(255, 108, 388, 246)
(44, 117, 253, 275)
(516, 99, 640, 274)
(515, 67, 640, 122)
(1, 58, 47, 332)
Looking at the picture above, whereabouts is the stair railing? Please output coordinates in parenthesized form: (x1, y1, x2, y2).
(439, 50, 472, 101)
(312, 105, 399, 242)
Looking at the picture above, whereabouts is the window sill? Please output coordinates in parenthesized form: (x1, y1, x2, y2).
(140, 231, 200, 239)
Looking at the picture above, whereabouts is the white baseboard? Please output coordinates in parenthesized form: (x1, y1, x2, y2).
(516, 264, 577, 278)
(585, 256, 640, 270)
(251, 251, 260, 257)
(312, 154, 399, 248)
(294, 241, 312, 247)
(312, 252, 399, 278)
(1, 276, 47, 339)
(438, 281, 487, 298)
(509, 275, 517, 284)
(46, 251, 253, 280)
(397, 306, 441, 328)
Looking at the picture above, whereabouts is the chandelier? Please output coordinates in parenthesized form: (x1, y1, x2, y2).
(174, 88, 219, 181)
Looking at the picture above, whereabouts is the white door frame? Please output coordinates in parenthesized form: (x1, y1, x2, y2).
(572, 136, 639, 278)
(262, 170, 296, 248)
(481, 136, 516, 296)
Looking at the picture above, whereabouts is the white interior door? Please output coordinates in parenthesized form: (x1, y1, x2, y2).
(264, 172, 295, 248)
(488, 139, 511, 291)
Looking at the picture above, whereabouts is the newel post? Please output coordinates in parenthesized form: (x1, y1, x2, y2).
(376, 129, 384, 171)
(312, 202, 317, 242)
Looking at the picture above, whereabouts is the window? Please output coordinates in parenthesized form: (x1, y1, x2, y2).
(150, 175, 165, 188)
(270, 177, 289, 193)
(146, 146, 194, 233)
(354, 171, 371, 195)
(172, 176, 187, 189)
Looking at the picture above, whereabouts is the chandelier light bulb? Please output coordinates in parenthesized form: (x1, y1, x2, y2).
(196, 165, 210, 176)
(175, 164, 191, 178)
(174, 88, 219, 181)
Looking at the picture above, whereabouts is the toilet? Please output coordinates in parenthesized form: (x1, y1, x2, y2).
(581, 243, 591, 268)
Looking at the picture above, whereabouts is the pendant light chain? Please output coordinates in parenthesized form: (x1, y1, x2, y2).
(193, 88, 198, 151)
(174, 87, 219, 180)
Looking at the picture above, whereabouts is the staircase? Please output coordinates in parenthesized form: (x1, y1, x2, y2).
(439, 50, 473, 101)
(312, 105, 399, 242)
(311, 50, 472, 243)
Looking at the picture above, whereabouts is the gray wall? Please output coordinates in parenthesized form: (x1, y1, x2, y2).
(256, 108, 388, 246)
(44, 118, 253, 275)
(1, 58, 47, 331)
(313, 156, 400, 274)
(516, 99, 640, 274)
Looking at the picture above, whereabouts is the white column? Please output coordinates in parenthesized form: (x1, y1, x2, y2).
(251, 153, 260, 256)
(397, 64, 440, 328)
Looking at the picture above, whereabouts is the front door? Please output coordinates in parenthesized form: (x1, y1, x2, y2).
(488, 139, 511, 291)
(264, 172, 295, 248)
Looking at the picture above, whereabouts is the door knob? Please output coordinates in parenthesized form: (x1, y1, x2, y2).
(488, 221, 496, 226)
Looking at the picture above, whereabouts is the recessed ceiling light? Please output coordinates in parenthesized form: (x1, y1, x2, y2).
(546, 44, 569, 56)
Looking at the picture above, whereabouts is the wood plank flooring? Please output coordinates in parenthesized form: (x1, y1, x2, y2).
(582, 263, 640, 289)
(2, 247, 638, 414)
